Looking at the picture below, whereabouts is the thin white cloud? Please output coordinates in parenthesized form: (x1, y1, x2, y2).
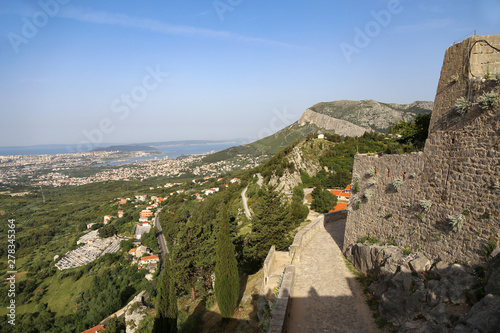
(59, 7, 294, 48)
(392, 19, 454, 34)
(418, 4, 444, 13)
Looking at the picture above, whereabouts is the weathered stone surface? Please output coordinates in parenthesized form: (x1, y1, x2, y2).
(348, 241, 500, 332)
(408, 254, 432, 274)
(343, 34, 500, 267)
(463, 294, 500, 332)
(485, 254, 500, 295)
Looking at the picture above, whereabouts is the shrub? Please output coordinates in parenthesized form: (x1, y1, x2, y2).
(419, 199, 432, 212)
(449, 74, 459, 84)
(484, 237, 497, 260)
(367, 166, 375, 177)
(393, 177, 404, 192)
(364, 189, 373, 201)
(354, 181, 360, 193)
(455, 97, 471, 115)
(359, 235, 379, 245)
(384, 213, 392, 219)
(368, 178, 377, 186)
(448, 213, 465, 232)
(477, 90, 499, 110)
(353, 173, 361, 182)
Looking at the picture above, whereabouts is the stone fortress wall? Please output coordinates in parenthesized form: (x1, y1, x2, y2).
(343, 35, 500, 264)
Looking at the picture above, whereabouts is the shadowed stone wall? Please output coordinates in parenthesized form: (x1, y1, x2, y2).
(344, 35, 500, 265)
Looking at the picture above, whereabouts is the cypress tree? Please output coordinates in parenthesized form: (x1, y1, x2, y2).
(214, 208, 239, 318)
(153, 256, 178, 333)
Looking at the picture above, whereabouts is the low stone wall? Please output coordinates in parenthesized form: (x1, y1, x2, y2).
(268, 265, 295, 333)
(325, 210, 348, 223)
(289, 214, 325, 263)
(263, 245, 277, 285)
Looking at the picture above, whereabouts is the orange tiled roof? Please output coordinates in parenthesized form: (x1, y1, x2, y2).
(141, 255, 159, 261)
(330, 190, 342, 196)
(330, 202, 348, 212)
(81, 324, 105, 333)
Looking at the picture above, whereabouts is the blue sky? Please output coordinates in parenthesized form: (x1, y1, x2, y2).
(0, 0, 498, 148)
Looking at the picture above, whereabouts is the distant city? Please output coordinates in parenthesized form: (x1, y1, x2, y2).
(0, 142, 266, 187)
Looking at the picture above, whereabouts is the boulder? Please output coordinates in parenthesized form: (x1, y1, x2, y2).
(398, 320, 449, 333)
(463, 294, 500, 332)
(408, 254, 432, 274)
(485, 254, 500, 295)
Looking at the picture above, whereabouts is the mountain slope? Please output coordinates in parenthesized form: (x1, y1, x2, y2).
(303, 100, 433, 133)
(203, 100, 433, 163)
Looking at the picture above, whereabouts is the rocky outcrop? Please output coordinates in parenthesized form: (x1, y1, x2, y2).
(301, 100, 433, 135)
(125, 292, 148, 333)
(297, 109, 369, 137)
(269, 143, 322, 192)
(345, 243, 500, 332)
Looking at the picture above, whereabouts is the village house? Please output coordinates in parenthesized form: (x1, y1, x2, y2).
(117, 210, 124, 218)
(329, 184, 351, 201)
(135, 194, 147, 202)
(103, 215, 112, 225)
(139, 210, 153, 218)
(81, 323, 106, 333)
(140, 255, 159, 265)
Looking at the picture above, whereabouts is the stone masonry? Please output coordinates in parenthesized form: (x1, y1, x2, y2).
(344, 35, 500, 265)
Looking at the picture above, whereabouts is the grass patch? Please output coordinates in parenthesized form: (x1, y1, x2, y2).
(43, 271, 94, 316)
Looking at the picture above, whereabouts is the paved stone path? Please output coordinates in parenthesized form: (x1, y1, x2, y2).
(284, 220, 381, 333)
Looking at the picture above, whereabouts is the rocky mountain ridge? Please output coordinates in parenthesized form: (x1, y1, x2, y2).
(301, 100, 433, 134)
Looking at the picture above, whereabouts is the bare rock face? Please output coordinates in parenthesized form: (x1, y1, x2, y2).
(125, 292, 148, 333)
(299, 100, 433, 136)
(269, 143, 322, 192)
(297, 109, 369, 136)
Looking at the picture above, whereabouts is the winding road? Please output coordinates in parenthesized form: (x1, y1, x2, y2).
(241, 186, 252, 219)
(154, 209, 169, 272)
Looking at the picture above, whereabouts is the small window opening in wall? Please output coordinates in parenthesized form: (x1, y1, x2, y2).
(387, 169, 390, 177)
(374, 167, 377, 175)
(452, 138, 455, 144)
(402, 172, 406, 181)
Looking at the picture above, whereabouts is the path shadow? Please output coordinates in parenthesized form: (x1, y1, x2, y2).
(282, 281, 384, 333)
(324, 218, 346, 250)
(179, 289, 260, 333)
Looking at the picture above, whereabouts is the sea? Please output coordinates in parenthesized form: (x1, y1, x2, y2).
(0, 141, 244, 165)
